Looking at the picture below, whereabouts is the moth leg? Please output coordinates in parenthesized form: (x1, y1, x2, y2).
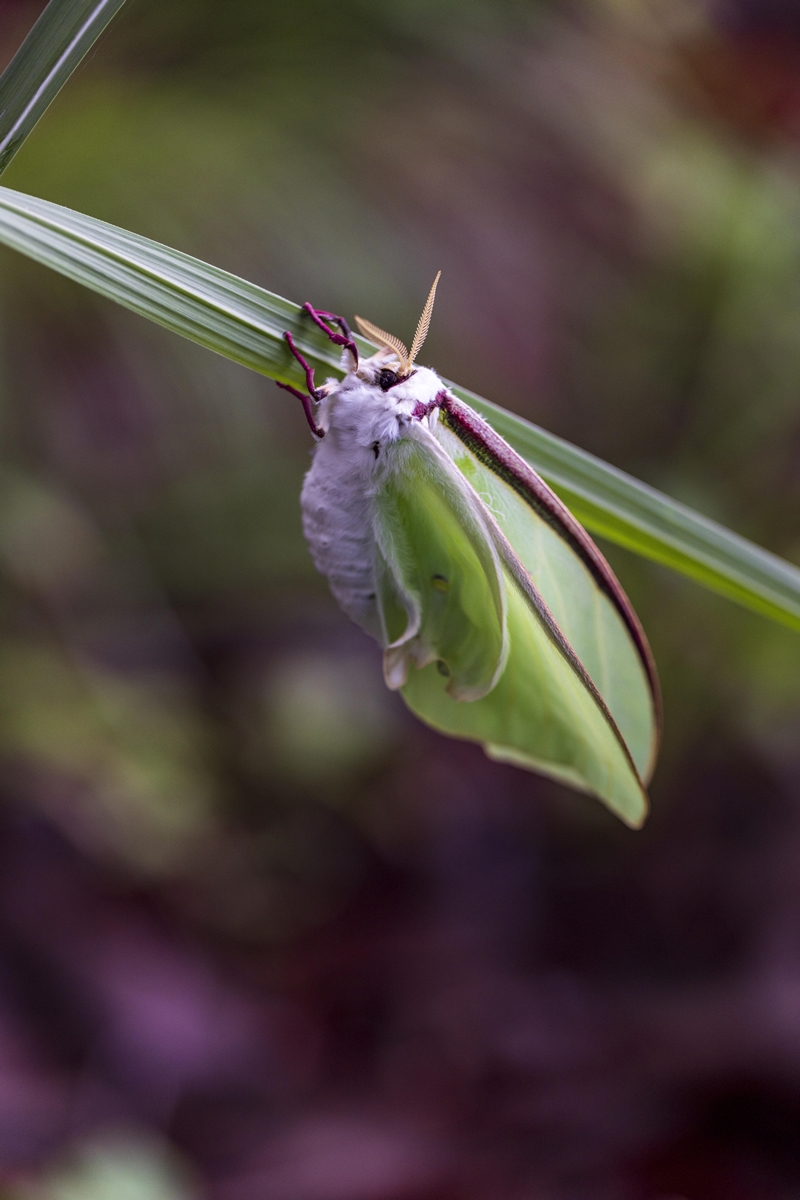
(276, 331, 326, 438)
(412, 389, 448, 421)
(302, 302, 359, 369)
(275, 379, 324, 439)
(282, 330, 320, 397)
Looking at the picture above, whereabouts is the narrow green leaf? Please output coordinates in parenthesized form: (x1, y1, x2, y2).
(0, 183, 796, 630)
(0, 0, 128, 174)
(455, 390, 800, 633)
(0, 186, 334, 374)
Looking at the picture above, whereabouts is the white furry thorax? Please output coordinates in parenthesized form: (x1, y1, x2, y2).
(316, 353, 443, 447)
(300, 350, 445, 642)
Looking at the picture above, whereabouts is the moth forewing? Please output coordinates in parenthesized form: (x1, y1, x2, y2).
(486, 518, 649, 825)
(399, 556, 649, 827)
(371, 431, 509, 702)
(430, 396, 660, 785)
(370, 425, 648, 826)
(372, 540, 423, 688)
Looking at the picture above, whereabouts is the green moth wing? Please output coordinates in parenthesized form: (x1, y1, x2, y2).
(373, 434, 508, 702)
(433, 395, 661, 786)
(373, 424, 650, 828)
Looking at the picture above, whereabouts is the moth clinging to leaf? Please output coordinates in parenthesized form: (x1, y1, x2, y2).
(276, 274, 661, 827)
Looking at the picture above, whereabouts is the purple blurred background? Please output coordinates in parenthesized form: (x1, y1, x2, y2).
(0, 0, 799, 1196)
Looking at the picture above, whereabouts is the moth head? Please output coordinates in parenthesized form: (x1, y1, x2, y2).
(354, 271, 441, 387)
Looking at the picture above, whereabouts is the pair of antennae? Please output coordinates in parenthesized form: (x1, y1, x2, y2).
(354, 271, 441, 378)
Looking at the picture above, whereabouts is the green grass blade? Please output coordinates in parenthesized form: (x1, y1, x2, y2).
(0, 0, 128, 174)
(0, 183, 797, 630)
(0, 186, 332, 374)
(453, 389, 800, 632)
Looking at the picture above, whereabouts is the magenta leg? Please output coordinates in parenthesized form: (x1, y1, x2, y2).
(275, 380, 324, 439)
(412, 390, 448, 421)
(276, 332, 326, 437)
(284, 331, 319, 398)
(277, 302, 359, 439)
(302, 302, 358, 367)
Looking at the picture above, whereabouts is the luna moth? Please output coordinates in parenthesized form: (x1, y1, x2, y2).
(277, 275, 660, 827)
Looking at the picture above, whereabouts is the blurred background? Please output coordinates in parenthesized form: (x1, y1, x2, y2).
(0, 0, 797, 1196)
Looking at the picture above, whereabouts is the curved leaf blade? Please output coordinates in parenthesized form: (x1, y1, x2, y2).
(0, 0, 129, 174)
(456, 390, 800, 632)
(0, 183, 796, 631)
(0, 185, 340, 376)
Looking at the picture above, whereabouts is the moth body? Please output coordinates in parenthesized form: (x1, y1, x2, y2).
(301, 356, 444, 641)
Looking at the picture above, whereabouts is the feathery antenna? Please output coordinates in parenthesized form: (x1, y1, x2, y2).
(354, 271, 442, 376)
(407, 271, 441, 370)
(353, 316, 408, 365)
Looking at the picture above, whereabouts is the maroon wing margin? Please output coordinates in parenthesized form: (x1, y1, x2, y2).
(436, 391, 662, 736)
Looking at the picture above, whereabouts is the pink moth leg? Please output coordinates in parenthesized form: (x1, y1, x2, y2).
(275, 304, 359, 439)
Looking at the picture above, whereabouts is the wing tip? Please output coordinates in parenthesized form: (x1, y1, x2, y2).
(485, 742, 650, 829)
(619, 792, 649, 830)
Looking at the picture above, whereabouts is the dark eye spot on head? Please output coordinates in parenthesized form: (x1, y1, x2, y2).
(436, 660, 450, 677)
(431, 574, 449, 593)
(372, 441, 380, 459)
(378, 368, 399, 391)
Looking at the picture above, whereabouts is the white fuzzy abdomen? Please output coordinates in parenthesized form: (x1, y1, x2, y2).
(299, 366, 441, 643)
(300, 435, 381, 641)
